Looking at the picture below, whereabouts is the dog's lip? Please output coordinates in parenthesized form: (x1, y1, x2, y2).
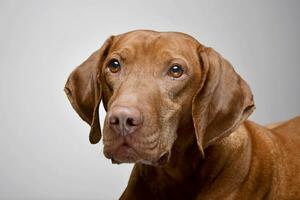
(109, 142, 141, 163)
(117, 142, 132, 152)
(108, 143, 171, 166)
(104, 135, 170, 166)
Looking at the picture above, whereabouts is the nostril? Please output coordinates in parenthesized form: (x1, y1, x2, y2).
(126, 118, 136, 127)
(109, 116, 119, 125)
(109, 106, 143, 135)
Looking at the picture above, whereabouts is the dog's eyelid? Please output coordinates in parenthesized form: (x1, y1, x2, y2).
(109, 48, 132, 61)
(105, 54, 121, 63)
(168, 58, 188, 69)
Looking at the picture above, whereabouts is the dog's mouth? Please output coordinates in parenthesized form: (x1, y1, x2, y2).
(106, 140, 170, 166)
(110, 142, 139, 164)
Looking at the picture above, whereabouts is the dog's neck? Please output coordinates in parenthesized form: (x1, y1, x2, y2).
(137, 123, 252, 198)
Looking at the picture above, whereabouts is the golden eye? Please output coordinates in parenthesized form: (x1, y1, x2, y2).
(108, 59, 121, 73)
(168, 65, 184, 78)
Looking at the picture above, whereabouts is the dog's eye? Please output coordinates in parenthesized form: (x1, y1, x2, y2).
(168, 65, 184, 78)
(108, 59, 121, 73)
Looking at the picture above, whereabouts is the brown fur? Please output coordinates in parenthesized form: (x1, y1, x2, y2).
(65, 30, 300, 199)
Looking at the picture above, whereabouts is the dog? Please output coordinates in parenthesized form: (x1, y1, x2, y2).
(65, 30, 300, 199)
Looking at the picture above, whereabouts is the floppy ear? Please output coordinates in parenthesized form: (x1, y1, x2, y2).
(192, 46, 255, 156)
(64, 36, 113, 144)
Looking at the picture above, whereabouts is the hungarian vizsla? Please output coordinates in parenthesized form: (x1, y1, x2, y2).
(64, 30, 300, 199)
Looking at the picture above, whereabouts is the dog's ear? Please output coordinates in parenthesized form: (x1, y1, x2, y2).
(64, 36, 113, 144)
(192, 46, 255, 156)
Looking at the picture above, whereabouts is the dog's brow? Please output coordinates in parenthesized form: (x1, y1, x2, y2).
(157, 50, 188, 62)
(111, 47, 135, 60)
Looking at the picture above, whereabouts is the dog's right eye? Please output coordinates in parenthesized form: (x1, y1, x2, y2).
(108, 59, 121, 73)
(167, 65, 184, 78)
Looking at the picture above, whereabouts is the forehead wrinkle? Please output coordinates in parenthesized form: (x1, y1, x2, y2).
(112, 36, 160, 63)
(110, 47, 135, 61)
(117, 32, 158, 49)
(156, 50, 187, 61)
(164, 40, 199, 65)
(150, 36, 196, 59)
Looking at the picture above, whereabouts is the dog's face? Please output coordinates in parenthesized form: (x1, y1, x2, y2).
(65, 30, 255, 166)
(101, 31, 202, 165)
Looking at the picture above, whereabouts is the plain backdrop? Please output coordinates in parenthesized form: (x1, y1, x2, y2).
(0, 0, 299, 199)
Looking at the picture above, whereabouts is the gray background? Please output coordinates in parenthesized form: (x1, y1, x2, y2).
(0, 0, 299, 199)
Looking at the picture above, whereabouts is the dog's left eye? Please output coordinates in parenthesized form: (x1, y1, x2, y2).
(108, 59, 121, 73)
(168, 65, 184, 78)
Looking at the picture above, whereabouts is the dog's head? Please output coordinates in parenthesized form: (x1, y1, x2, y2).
(65, 30, 255, 165)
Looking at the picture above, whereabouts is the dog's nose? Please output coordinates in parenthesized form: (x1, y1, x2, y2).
(108, 106, 143, 136)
